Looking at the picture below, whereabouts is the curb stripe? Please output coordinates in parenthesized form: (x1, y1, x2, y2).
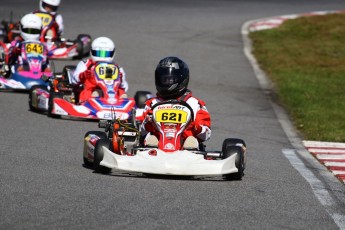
(324, 162, 345, 167)
(303, 141, 345, 183)
(321, 159, 345, 163)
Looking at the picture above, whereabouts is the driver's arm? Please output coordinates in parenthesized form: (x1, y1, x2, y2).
(72, 60, 87, 84)
(187, 97, 211, 141)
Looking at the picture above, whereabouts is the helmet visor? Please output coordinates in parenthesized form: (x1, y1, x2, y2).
(159, 75, 179, 86)
(22, 27, 41, 35)
(91, 50, 114, 58)
(42, 2, 59, 12)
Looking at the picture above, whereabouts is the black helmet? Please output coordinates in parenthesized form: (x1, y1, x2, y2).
(155, 56, 189, 99)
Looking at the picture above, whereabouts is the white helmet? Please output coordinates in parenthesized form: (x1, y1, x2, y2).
(90, 37, 116, 62)
(40, 0, 61, 14)
(20, 14, 42, 41)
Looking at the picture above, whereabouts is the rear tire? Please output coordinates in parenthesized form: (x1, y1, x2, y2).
(75, 34, 91, 59)
(222, 138, 246, 180)
(94, 139, 112, 174)
(83, 131, 107, 167)
(134, 91, 153, 108)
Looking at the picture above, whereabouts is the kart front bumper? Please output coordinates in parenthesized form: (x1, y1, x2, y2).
(100, 147, 238, 176)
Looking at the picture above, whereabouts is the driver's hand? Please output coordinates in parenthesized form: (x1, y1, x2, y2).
(193, 124, 203, 134)
(79, 70, 92, 82)
(145, 109, 153, 122)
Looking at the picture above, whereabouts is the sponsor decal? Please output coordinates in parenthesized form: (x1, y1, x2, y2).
(54, 103, 68, 115)
(164, 129, 176, 133)
(165, 132, 175, 139)
(157, 105, 173, 109)
(104, 79, 114, 85)
(97, 111, 128, 120)
(164, 143, 175, 150)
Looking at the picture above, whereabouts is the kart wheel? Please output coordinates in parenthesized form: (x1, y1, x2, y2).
(48, 91, 63, 118)
(83, 131, 108, 167)
(28, 85, 47, 112)
(222, 138, 246, 151)
(75, 40, 84, 59)
(222, 138, 246, 180)
(134, 91, 153, 108)
(94, 139, 112, 174)
(76, 34, 91, 59)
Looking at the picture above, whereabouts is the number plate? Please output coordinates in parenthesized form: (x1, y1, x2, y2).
(25, 43, 44, 55)
(35, 13, 53, 27)
(95, 63, 119, 80)
(155, 109, 188, 123)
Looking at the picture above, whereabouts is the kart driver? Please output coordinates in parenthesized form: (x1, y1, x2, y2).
(2, 13, 51, 77)
(72, 36, 128, 103)
(33, 0, 64, 41)
(140, 56, 211, 150)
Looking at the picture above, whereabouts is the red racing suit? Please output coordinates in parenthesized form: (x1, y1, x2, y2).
(72, 59, 128, 103)
(140, 90, 212, 142)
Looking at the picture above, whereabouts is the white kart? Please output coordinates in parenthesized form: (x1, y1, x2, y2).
(83, 100, 247, 180)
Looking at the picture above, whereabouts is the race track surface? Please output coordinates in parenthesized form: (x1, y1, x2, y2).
(1, 0, 345, 229)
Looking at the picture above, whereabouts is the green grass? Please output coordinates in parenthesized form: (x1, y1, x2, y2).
(249, 13, 345, 142)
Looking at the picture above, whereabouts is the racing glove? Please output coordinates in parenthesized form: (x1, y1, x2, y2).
(79, 70, 92, 83)
(193, 124, 203, 135)
(145, 109, 153, 122)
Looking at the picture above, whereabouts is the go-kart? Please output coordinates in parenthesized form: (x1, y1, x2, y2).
(28, 63, 153, 120)
(83, 100, 247, 180)
(0, 40, 53, 91)
(0, 12, 91, 60)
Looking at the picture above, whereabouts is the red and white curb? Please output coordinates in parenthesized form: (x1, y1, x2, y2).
(304, 141, 345, 184)
(248, 10, 344, 32)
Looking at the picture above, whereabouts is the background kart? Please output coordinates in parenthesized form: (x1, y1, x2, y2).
(0, 13, 91, 60)
(29, 64, 153, 121)
(83, 100, 247, 180)
(0, 40, 52, 91)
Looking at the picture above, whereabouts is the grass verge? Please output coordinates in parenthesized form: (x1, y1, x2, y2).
(249, 13, 345, 142)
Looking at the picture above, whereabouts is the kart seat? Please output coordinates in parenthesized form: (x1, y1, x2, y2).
(183, 136, 199, 150)
(91, 88, 103, 98)
(144, 133, 159, 147)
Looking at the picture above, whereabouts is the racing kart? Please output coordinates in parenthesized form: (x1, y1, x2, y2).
(83, 100, 247, 180)
(0, 40, 53, 91)
(28, 63, 153, 121)
(0, 13, 91, 60)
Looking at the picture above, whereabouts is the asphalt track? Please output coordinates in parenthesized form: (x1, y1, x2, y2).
(1, 0, 345, 229)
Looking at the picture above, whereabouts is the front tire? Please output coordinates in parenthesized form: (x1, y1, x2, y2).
(94, 139, 112, 174)
(29, 85, 47, 112)
(48, 91, 63, 118)
(222, 138, 246, 180)
(83, 131, 108, 167)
